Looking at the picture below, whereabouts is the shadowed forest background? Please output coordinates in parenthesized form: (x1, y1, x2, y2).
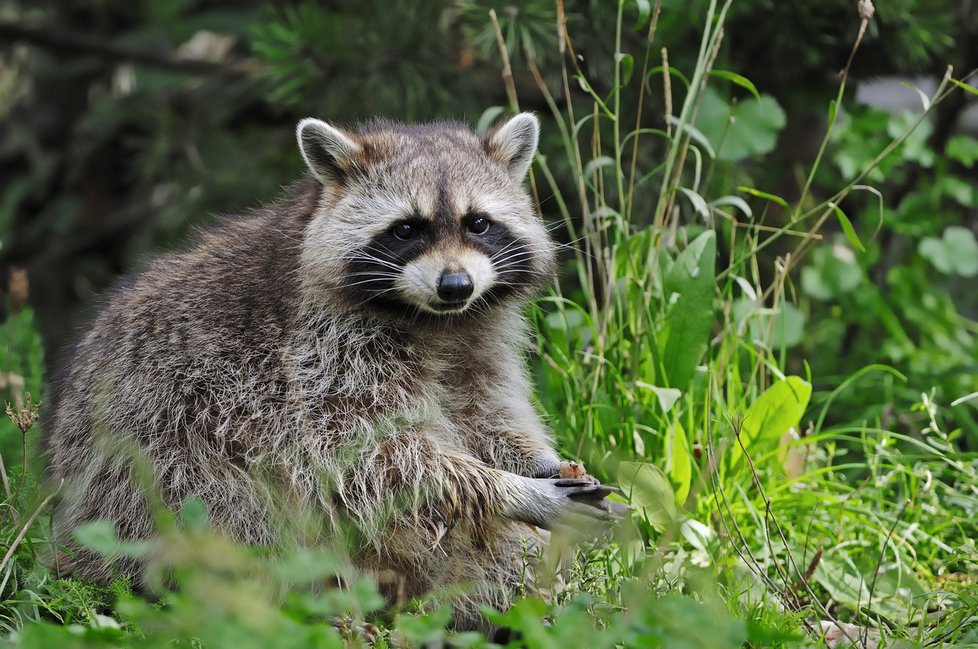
(5, 0, 977, 368)
(1, 0, 978, 647)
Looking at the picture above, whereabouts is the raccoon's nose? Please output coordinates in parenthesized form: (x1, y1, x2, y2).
(437, 271, 474, 302)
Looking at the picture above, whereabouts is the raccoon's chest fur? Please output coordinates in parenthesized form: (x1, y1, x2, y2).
(288, 310, 499, 454)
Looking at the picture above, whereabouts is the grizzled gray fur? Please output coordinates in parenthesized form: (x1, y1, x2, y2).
(44, 113, 620, 629)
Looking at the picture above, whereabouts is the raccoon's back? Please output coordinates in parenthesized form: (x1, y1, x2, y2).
(44, 180, 319, 480)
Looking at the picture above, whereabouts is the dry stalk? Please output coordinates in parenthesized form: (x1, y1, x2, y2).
(625, 0, 663, 221)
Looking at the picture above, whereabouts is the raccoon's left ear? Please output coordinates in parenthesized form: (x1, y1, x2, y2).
(485, 112, 540, 180)
(296, 118, 363, 185)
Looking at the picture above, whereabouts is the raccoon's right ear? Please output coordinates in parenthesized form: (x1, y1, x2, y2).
(485, 112, 540, 181)
(296, 118, 363, 185)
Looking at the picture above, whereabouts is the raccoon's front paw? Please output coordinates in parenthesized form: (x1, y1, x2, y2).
(505, 476, 623, 532)
(533, 457, 599, 484)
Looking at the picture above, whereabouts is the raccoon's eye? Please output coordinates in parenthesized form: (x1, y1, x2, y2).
(392, 222, 416, 240)
(468, 217, 490, 235)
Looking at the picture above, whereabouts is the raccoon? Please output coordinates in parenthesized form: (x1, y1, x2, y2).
(44, 113, 621, 628)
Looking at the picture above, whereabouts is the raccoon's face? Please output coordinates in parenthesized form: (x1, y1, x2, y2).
(296, 114, 556, 318)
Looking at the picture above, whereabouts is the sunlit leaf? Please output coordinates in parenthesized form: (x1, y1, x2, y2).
(618, 461, 678, 532)
(658, 230, 716, 389)
(666, 420, 692, 503)
(732, 376, 811, 469)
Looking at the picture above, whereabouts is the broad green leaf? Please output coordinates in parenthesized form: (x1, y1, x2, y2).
(768, 301, 805, 349)
(733, 376, 811, 469)
(658, 230, 716, 388)
(694, 87, 786, 162)
(732, 299, 805, 349)
(618, 461, 677, 532)
(680, 518, 717, 554)
(666, 420, 692, 503)
(815, 551, 928, 621)
(919, 226, 978, 277)
(813, 554, 870, 605)
(728, 94, 787, 159)
(180, 497, 210, 532)
(947, 135, 978, 167)
(271, 548, 341, 584)
(945, 227, 978, 277)
(939, 175, 978, 207)
(887, 110, 934, 167)
(800, 242, 862, 301)
(395, 605, 453, 645)
(919, 237, 954, 274)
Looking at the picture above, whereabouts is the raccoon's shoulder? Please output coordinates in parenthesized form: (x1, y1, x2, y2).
(94, 178, 321, 348)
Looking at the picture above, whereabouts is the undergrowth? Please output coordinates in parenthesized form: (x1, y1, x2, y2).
(1, 0, 977, 647)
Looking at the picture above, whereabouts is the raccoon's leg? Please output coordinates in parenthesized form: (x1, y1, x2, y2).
(438, 521, 550, 634)
(332, 431, 617, 540)
(53, 448, 277, 585)
(333, 432, 617, 632)
(487, 429, 565, 478)
(51, 460, 152, 585)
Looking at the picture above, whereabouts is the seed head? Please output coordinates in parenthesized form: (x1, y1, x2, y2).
(858, 0, 875, 22)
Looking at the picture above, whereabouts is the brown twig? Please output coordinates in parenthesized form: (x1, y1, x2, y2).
(791, 547, 823, 597)
(488, 10, 541, 212)
(624, 0, 663, 221)
(0, 20, 258, 77)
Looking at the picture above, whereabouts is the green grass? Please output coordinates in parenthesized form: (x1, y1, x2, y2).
(1, 1, 978, 647)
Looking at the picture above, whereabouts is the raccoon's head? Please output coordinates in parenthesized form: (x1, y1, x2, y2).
(295, 114, 556, 319)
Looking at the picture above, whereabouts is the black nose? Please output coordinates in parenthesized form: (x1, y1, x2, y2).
(437, 271, 474, 302)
